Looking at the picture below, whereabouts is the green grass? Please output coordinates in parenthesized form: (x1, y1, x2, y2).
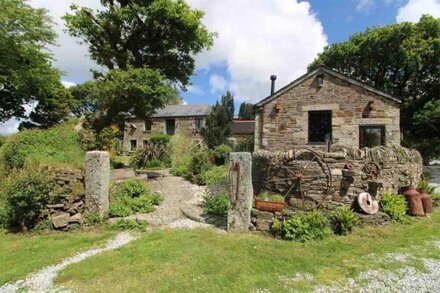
(0, 229, 115, 285)
(56, 213, 440, 292)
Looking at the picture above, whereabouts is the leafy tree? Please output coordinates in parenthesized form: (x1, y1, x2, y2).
(0, 0, 71, 126)
(76, 67, 179, 131)
(64, 0, 215, 88)
(201, 92, 235, 149)
(238, 102, 255, 120)
(309, 15, 440, 159)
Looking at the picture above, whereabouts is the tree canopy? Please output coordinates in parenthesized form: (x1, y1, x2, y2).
(200, 92, 235, 149)
(0, 0, 72, 126)
(238, 102, 255, 120)
(64, 0, 215, 88)
(309, 15, 440, 159)
(73, 67, 179, 131)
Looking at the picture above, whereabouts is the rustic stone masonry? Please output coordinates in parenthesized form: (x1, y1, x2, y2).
(251, 146, 423, 231)
(46, 168, 86, 230)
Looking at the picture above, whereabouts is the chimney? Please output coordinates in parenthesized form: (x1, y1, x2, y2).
(270, 75, 277, 95)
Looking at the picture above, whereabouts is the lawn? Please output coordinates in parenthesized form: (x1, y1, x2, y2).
(0, 229, 115, 285)
(56, 213, 440, 292)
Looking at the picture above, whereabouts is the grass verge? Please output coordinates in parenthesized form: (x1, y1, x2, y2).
(0, 229, 115, 285)
(57, 213, 440, 292)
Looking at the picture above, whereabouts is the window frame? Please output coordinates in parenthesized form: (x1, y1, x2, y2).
(130, 140, 137, 152)
(194, 117, 204, 130)
(308, 110, 332, 144)
(144, 119, 152, 132)
(359, 125, 386, 148)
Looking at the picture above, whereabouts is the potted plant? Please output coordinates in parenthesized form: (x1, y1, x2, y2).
(255, 192, 285, 212)
(417, 180, 435, 214)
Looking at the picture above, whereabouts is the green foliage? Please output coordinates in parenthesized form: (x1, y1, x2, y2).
(234, 135, 255, 152)
(203, 194, 229, 217)
(0, 0, 73, 125)
(109, 219, 148, 232)
(201, 165, 228, 187)
(238, 102, 255, 120)
(257, 192, 285, 203)
(84, 213, 103, 226)
(310, 15, 440, 160)
(432, 193, 440, 206)
(329, 206, 359, 235)
(0, 124, 85, 170)
(170, 165, 190, 177)
(213, 144, 232, 165)
(380, 192, 408, 223)
(270, 218, 283, 236)
(169, 134, 193, 176)
(64, 0, 214, 87)
(150, 134, 172, 146)
(185, 150, 213, 185)
(281, 211, 332, 242)
(2, 169, 55, 230)
(109, 179, 162, 218)
(200, 92, 235, 149)
(130, 142, 170, 169)
(0, 135, 6, 148)
(418, 180, 436, 194)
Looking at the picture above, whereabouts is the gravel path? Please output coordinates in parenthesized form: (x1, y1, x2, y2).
(0, 232, 138, 293)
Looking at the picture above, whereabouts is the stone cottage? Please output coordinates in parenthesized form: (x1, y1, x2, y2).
(123, 104, 211, 153)
(254, 66, 401, 152)
(230, 120, 255, 145)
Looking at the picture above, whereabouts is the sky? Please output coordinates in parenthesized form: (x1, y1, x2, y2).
(1, 0, 440, 134)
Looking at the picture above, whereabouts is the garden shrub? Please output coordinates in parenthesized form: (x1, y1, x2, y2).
(84, 212, 103, 226)
(380, 192, 408, 223)
(257, 192, 285, 202)
(109, 219, 148, 231)
(170, 164, 189, 176)
(201, 165, 228, 187)
(329, 206, 359, 235)
(150, 134, 172, 146)
(418, 180, 436, 194)
(108, 179, 162, 218)
(234, 135, 254, 152)
(203, 194, 229, 216)
(432, 193, 440, 206)
(0, 124, 84, 170)
(130, 142, 170, 169)
(2, 169, 55, 230)
(281, 211, 332, 242)
(169, 134, 193, 172)
(213, 144, 232, 165)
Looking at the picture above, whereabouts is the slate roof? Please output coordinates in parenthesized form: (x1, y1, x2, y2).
(232, 120, 255, 134)
(255, 65, 401, 108)
(152, 104, 211, 118)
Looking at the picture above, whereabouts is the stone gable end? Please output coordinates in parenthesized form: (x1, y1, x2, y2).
(255, 72, 401, 151)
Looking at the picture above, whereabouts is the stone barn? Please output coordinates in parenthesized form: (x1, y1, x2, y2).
(254, 66, 401, 152)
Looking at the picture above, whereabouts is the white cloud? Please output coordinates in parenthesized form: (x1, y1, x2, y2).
(356, 0, 376, 11)
(396, 0, 440, 22)
(209, 74, 228, 94)
(187, 85, 205, 95)
(187, 0, 327, 102)
(62, 80, 76, 88)
(29, 0, 103, 83)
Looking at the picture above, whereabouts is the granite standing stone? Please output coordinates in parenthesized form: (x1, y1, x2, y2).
(228, 152, 253, 232)
(85, 151, 110, 217)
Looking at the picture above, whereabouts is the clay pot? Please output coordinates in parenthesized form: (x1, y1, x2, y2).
(401, 186, 419, 198)
(405, 193, 425, 217)
(255, 198, 284, 212)
(418, 190, 433, 214)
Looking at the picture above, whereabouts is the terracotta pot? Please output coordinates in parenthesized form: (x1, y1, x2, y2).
(421, 197, 433, 214)
(405, 193, 425, 217)
(402, 186, 419, 197)
(255, 198, 284, 212)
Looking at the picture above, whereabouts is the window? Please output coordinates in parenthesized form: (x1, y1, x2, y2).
(308, 111, 332, 143)
(144, 120, 152, 132)
(143, 140, 149, 146)
(166, 119, 176, 135)
(130, 140, 137, 151)
(194, 118, 204, 130)
(360, 126, 385, 148)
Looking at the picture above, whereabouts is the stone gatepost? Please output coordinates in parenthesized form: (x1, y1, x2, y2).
(228, 152, 254, 232)
(85, 151, 110, 217)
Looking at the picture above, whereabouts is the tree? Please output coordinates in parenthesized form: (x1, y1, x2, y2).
(0, 0, 71, 125)
(64, 0, 215, 88)
(309, 15, 440, 160)
(238, 102, 255, 120)
(76, 67, 179, 131)
(200, 92, 235, 149)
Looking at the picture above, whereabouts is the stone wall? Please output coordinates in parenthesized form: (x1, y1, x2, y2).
(123, 117, 204, 153)
(46, 168, 86, 230)
(251, 146, 423, 231)
(255, 72, 401, 151)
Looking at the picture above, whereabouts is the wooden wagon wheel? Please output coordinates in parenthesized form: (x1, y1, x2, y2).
(264, 149, 332, 211)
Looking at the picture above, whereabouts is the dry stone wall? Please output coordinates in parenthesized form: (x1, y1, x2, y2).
(251, 146, 423, 231)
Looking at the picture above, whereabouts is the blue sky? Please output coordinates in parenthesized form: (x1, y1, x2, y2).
(1, 0, 439, 134)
